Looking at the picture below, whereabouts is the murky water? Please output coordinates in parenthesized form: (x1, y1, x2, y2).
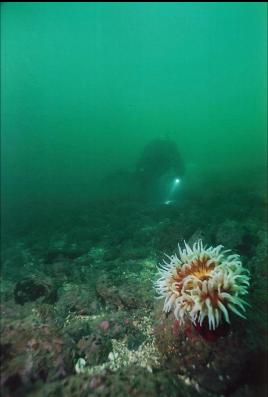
(1, 3, 267, 397)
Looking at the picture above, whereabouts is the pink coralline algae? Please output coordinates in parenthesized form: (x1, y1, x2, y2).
(100, 320, 110, 331)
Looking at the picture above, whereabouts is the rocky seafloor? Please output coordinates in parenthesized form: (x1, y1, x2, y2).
(1, 188, 268, 397)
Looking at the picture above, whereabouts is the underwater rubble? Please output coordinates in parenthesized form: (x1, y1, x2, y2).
(1, 189, 267, 397)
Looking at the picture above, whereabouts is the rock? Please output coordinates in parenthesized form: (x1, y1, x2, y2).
(14, 276, 57, 305)
(77, 333, 112, 366)
(154, 301, 254, 395)
(95, 274, 152, 310)
(216, 220, 244, 249)
(56, 284, 98, 317)
(27, 366, 210, 397)
(0, 311, 73, 396)
(95, 274, 123, 309)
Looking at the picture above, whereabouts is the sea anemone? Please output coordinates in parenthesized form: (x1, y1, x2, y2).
(155, 240, 250, 330)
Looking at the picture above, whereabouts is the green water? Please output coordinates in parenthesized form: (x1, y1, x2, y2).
(2, 2, 267, 219)
(1, 3, 267, 397)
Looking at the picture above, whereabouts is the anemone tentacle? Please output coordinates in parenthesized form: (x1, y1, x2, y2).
(155, 240, 250, 330)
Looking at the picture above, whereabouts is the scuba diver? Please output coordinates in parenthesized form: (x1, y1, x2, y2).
(135, 138, 185, 204)
(102, 138, 185, 205)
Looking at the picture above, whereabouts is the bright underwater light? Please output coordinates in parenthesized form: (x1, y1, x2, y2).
(162, 177, 181, 205)
(164, 200, 172, 205)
